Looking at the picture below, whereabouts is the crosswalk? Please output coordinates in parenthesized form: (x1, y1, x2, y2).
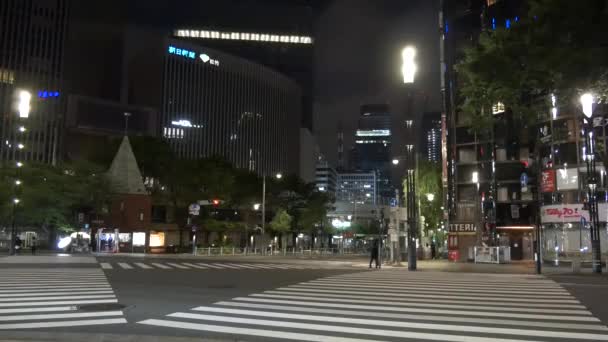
(138, 271, 608, 342)
(99, 261, 352, 271)
(0, 268, 126, 330)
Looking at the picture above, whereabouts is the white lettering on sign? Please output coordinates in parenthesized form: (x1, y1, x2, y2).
(541, 204, 590, 223)
(448, 223, 477, 234)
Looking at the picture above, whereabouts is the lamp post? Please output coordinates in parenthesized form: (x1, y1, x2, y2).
(402, 45, 418, 271)
(261, 172, 282, 236)
(581, 93, 602, 274)
(9, 90, 30, 255)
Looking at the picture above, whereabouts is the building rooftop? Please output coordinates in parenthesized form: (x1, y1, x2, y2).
(107, 136, 147, 195)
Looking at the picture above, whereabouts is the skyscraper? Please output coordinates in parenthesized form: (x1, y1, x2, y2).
(422, 112, 441, 163)
(0, 0, 70, 164)
(353, 104, 393, 203)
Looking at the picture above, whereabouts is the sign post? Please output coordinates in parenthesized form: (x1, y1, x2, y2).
(189, 203, 200, 255)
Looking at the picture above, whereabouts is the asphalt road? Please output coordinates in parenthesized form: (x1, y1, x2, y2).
(1, 256, 608, 342)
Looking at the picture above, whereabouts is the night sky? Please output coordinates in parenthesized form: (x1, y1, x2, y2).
(314, 0, 441, 166)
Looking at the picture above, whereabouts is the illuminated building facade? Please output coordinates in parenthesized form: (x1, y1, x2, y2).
(160, 39, 301, 175)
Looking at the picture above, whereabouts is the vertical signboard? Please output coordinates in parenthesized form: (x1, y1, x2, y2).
(441, 113, 448, 187)
(541, 170, 556, 193)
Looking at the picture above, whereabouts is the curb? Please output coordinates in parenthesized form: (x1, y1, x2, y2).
(0, 332, 240, 342)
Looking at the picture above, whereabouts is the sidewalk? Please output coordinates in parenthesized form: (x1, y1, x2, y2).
(353, 259, 608, 275)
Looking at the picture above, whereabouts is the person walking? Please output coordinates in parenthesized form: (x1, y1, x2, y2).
(31, 236, 37, 255)
(369, 239, 380, 269)
(14, 236, 22, 255)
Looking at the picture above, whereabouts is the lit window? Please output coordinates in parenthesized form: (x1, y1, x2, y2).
(280, 35, 289, 42)
(492, 102, 505, 115)
(211, 31, 220, 38)
(242, 33, 250, 40)
(251, 33, 259, 40)
(290, 36, 299, 43)
(231, 32, 239, 40)
(487, 0, 499, 6)
(191, 30, 199, 37)
(270, 35, 279, 42)
(221, 33, 230, 39)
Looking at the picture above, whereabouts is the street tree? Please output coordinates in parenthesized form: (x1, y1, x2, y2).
(403, 160, 442, 236)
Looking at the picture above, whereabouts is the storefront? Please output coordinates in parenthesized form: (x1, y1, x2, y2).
(540, 203, 608, 264)
(447, 223, 477, 262)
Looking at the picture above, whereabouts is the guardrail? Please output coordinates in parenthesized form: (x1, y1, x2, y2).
(193, 247, 373, 257)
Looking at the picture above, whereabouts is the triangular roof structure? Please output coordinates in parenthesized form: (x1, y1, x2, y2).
(107, 136, 147, 195)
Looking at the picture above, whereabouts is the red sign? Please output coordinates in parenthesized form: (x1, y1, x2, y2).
(541, 170, 555, 193)
(448, 250, 460, 262)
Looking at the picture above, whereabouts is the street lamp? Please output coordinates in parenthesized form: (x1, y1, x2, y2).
(261, 172, 283, 237)
(10, 90, 30, 255)
(580, 92, 602, 274)
(17, 90, 31, 118)
(392, 159, 399, 165)
(253, 203, 260, 211)
(401, 46, 417, 84)
(426, 193, 435, 202)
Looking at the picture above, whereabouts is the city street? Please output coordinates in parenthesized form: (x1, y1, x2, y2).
(0, 256, 607, 341)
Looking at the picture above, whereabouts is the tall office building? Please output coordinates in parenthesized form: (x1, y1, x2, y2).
(422, 112, 441, 163)
(336, 172, 377, 206)
(0, 0, 69, 164)
(162, 40, 300, 175)
(315, 159, 337, 196)
(352, 104, 393, 203)
(168, 0, 325, 131)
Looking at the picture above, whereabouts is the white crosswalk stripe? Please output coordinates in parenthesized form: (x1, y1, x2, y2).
(138, 270, 608, 341)
(98, 261, 352, 271)
(0, 268, 126, 329)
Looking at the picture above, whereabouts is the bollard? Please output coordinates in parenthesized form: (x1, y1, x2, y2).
(232, 247, 235, 256)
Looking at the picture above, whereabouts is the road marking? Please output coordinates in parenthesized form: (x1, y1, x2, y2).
(249, 293, 589, 315)
(213, 263, 241, 269)
(243, 264, 275, 269)
(166, 312, 553, 342)
(0, 290, 114, 298)
(0, 294, 116, 303)
(0, 282, 113, 287)
(0, 285, 112, 292)
(138, 319, 385, 342)
(215, 301, 608, 331)
(197, 263, 225, 269)
(0, 299, 118, 308)
(294, 283, 572, 296)
(151, 263, 172, 269)
(189, 306, 608, 341)
(100, 263, 113, 269)
(232, 297, 600, 322)
(0, 310, 123, 321)
(251, 293, 591, 316)
(276, 287, 579, 303)
(0, 307, 77, 314)
(322, 278, 566, 289)
(0, 318, 127, 330)
(181, 263, 208, 269)
(134, 262, 153, 269)
(225, 263, 257, 269)
(118, 263, 134, 269)
(261, 290, 585, 309)
(166, 263, 190, 269)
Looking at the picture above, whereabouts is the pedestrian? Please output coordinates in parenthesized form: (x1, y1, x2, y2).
(14, 236, 22, 255)
(369, 239, 380, 269)
(431, 241, 436, 259)
(31, 236, 36, 255)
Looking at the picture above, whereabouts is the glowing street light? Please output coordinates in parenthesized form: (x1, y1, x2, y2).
(253, 203, 261, 211)
(392, 159, 399, 165)
(426, 193, 435, 202)
(17, 90, 31, 118)
(15, 180, 21, 186)
(13, 198, 20, 204)
(580, 93, 594, 118)
(275, 173, 283, 179)
(16, 162, 23, 168)
(17, 143, 24, 150)
(401, 46, 417, 84)
(18, 126, 26, 132)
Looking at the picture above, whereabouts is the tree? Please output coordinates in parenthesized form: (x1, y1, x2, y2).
(455, 0, 608, 152)
(269, 209, 292, 236)
(404, 160, 443, 235)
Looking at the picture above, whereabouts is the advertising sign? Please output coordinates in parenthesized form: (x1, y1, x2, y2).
(448, 223, 477, 235)
(540, 204, 590, 223)
(541, 170, 556, 193)
(556, 168, 579, 190)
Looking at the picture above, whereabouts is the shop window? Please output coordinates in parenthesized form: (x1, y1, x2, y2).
(149, 232, 165, 247)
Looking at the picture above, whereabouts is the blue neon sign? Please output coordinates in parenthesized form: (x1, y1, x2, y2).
(168, 46, 196, 59)
(38, 91, 60, 99)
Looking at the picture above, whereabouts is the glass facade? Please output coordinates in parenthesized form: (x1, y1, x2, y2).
(161, 40, 301, 175)
(0, 0, 69, 164)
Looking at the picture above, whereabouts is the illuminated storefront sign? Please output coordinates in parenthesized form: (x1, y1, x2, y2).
(541, 204, 589, 223)
(199, 53, 219, 66)
(168, 46, 196, 59)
